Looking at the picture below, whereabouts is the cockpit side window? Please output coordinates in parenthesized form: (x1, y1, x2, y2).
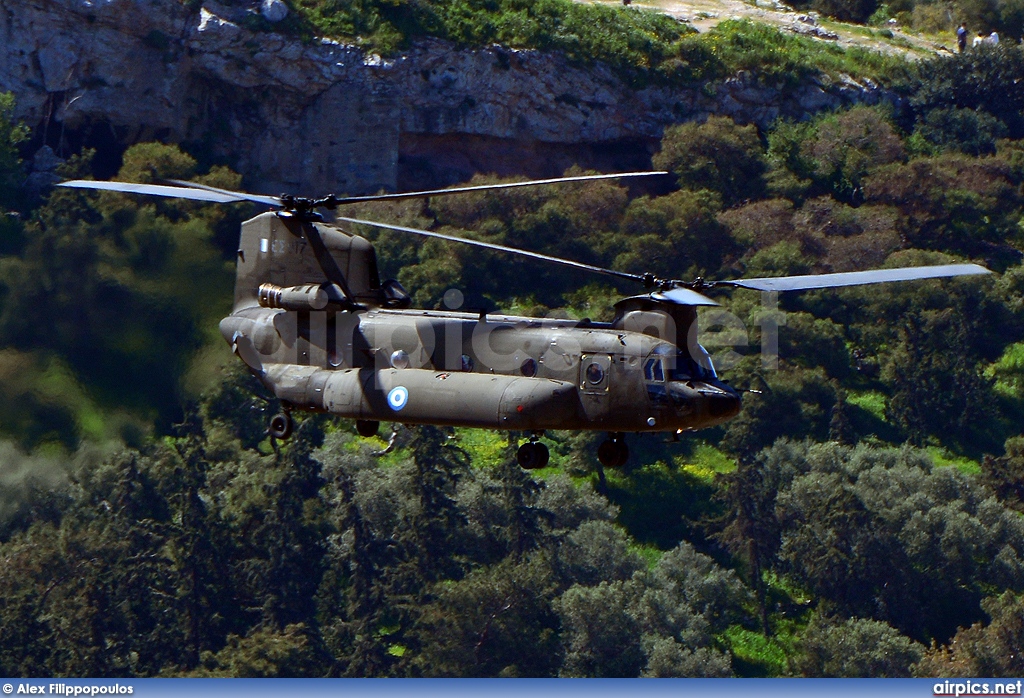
(644, 358, 665, 382)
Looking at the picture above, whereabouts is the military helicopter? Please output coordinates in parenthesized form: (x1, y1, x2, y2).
(59, 173, 991, 469)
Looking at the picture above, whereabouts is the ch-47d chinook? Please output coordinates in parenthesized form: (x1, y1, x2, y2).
(59, 173, 992, 469)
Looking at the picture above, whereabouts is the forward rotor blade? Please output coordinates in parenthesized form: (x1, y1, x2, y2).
(159, 179, 282, 207)
(721, 264, 993, 292)
(652, 287, 720, 306)
(57, 179, 260, 204)
(324, 171, 669, 206)
(335, 216, 645, 284)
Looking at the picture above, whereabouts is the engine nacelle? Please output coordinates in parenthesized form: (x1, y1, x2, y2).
(258, 283, 335, 311)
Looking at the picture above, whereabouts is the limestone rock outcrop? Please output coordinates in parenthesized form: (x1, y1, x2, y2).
(1, 0, 891, 195)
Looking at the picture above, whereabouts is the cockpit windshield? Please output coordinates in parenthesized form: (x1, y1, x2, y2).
(646, 344, 717, 382)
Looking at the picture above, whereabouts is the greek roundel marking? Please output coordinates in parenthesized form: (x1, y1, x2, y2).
(387, 386, 409, 411)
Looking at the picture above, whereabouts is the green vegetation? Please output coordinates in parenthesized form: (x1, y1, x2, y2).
(794, 0, 1024, 32)
(287, 0, 693, 81)
(988, 341, 1024, 397)
(926, 445, 981, 473)
(267, 0, 912, 87)
(847, 390, 886, 420)
(723, 625, 792, 676)
(2, 31, 1024, 676)
(673, 20, 911, 86)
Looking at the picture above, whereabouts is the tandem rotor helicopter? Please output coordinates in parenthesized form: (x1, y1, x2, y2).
(59, 171, 991, 469)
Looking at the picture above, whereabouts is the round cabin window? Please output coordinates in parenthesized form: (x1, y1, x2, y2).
(586, 362, 605, 385)
(390, 349, 410, 369)
(520, 358, 537, 378)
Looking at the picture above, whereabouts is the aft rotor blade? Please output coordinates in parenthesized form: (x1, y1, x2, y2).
(159, 179, 283, 207)
(335, 216, 645, 284)
(57, 179, 267, 205)
(721, 264, 993, 292)
(323, 171, 669, 206)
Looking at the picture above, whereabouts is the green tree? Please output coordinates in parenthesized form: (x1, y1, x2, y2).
(720, 364, 838, 458)
(767, 440, 1024, 641)
(912, 107, 1008, 157)
(884, 308, 996, 447)
(413, 555, 561, 677)
(915, 591, 1024, 676)
(907, 46, 1024, 138)
(556, 545, 740, 677)
(0, 92, 28, 212)
(768, 107, 906, 205)
(617, 189, 732, 278)
(795, 615, 924, 677)
(185, 624, 325, 677)
(408, 426, 470, 582)
(654, 116, 768, 207)
(981, 436, 1024, 512)
(711, 440, 804, 632)
(557, 580, 646, 677)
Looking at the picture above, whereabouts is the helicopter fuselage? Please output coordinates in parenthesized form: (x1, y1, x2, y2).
(219, 305, 742, 434)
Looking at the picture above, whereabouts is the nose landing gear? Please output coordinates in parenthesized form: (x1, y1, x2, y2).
(597, 433, 628, 467)
(517, 433, 550, 470)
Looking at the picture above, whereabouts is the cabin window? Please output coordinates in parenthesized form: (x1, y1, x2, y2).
(586, 362, 605, 385)
(461, 354, 474, 372)
(520, 358, 537, 377)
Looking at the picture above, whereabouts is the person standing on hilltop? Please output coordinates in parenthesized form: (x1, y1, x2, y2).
(957, 22, 968, 51)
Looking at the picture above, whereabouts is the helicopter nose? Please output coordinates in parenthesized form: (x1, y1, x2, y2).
(704, 386, 742, 420)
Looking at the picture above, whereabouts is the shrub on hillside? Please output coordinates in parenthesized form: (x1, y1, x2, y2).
(912, 107, 1008, 156)
(906, 45, 1024, 139)
(654, 117, 768, 208)
(794, 615, 924, 677)
(768, 106, 906, 205)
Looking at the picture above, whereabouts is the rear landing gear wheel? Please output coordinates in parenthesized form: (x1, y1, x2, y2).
(356, 420, 380, 437)
(597, 434, 628, 467)
(517, 441, 550, 470)
(269, 412, 293, 440)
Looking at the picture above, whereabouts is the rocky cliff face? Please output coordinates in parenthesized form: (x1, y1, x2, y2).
(1, 0, 891, 195)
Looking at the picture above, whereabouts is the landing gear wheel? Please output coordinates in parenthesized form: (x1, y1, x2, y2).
(356, 420, 380, 438)
(597, 436, 628, 467)
(269, 412, 293, 440)
(517, 441, 550, 470)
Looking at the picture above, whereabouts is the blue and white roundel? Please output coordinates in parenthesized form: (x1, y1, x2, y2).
(387, 386, 409, 411)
